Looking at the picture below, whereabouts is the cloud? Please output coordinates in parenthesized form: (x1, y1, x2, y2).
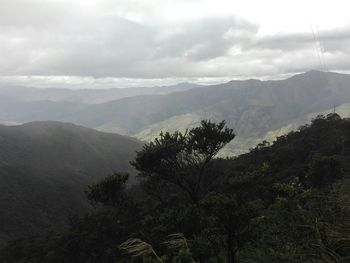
(153, 16, 258, 61)
(0, 2, 259, 78)
(0, 0, 350, 86)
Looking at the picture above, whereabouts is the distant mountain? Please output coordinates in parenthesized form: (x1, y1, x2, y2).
(62, 78, 265, 134)
(0, 97, 86, 124)
(0, 82, 201, 104)
(64, 71, 350, 154)
(2, 71, 350, 155)
(0, 121, 141, 245)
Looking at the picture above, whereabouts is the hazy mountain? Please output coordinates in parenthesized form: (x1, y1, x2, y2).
(65, 71, 350, 154)
(2, 71, 350, 155)
(0, 97, 86, 124)
(0, 121, 141, 245)
(0, 83, 201, 104)
(125, 71, 350, 154)
(62, 78, 265, 134)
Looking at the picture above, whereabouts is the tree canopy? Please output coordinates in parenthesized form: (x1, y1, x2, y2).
(2, 115, 350, 263)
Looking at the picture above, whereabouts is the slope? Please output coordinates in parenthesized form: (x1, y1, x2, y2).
(0, 121, 142, 245)
(65, 71, 347, 134)
(2, 114, 350, 262)
(3, 71, 350, 155)
(130, 71, 350, 154)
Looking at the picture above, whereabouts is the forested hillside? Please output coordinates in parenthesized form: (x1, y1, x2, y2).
(2, 114, 349, 262)
(0, 121, 141, 245)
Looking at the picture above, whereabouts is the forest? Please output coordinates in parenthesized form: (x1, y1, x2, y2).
(1, 113, 350, 263)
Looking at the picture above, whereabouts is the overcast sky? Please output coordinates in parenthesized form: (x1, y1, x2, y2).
(1, 0, 350, 89)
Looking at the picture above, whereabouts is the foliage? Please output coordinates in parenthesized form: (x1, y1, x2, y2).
(86, 172, 129, 207)
(131, 120, 235, 205)
(2, 115, 350, 263)
(119, 234, 196, 263)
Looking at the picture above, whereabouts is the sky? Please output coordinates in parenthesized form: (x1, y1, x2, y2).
(1, 0, 350, 89)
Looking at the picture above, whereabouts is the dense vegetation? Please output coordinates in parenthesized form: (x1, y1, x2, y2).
(1, 114, 350, 262)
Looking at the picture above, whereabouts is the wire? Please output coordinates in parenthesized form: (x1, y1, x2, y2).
(316, 24, 327, 71)
(310, 22, 323, 69)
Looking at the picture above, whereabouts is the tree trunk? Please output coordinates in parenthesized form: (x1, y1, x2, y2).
(226, 234, 235, 263)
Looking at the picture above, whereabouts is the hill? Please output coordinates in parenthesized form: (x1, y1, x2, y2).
(1, 115, 350, 262)
(67, 71, 350, 154)
(2, 71, 350, 155)
(0, 121, 142, 245)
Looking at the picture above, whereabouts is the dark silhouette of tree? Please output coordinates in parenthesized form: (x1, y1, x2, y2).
(86, 172, 129, 207)
(131, 120, 235, 206)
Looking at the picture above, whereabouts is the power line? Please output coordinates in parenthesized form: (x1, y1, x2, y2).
(310, 23, 323, 70)
(310, 23, 325, 71)
(316, 24, 327, 71)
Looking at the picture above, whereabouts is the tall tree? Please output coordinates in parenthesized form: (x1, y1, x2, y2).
(131, 120, 235, 206)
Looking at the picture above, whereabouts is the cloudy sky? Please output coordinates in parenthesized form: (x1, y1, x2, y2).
(1, 0, 350, 89)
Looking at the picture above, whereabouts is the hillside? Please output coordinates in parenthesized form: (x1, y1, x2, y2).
(85, 71, 350, 155)
(2, 114, 350, 262)
(0, 121, 142, 245)
(2, 71, 350, 155)
(58, 71, 350, 153)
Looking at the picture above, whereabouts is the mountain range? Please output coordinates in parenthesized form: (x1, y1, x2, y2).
(2, 70, 350, 155)
(1, 70, 350, 245)
(0, 82, 201, 104)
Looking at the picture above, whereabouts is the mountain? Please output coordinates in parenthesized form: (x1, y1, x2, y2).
(2, 71, 350, 155)
(0, 83, 201, 104)
(64, 71, 350, 154)
(0, 121, 142, 245)
(0, 96, 86, 124)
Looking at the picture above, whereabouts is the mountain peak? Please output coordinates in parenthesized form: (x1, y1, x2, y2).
(287, 70, 328, 81)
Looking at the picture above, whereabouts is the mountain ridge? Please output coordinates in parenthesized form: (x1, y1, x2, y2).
(0, 82, 202, 104)
(2, 71, 350, 155)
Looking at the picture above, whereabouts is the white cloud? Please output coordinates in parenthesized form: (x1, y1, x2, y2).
(0, 0, 350, 88)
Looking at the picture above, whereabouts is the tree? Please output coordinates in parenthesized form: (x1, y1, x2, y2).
(86, 172, 129, 207)
(131, 120, 235, 262)
(131, 120, 235, 206)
